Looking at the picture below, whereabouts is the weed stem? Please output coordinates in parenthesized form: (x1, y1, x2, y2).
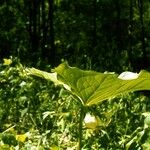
(78, 105, 84, 150)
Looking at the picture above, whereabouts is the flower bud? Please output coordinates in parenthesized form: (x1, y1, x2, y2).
(84, 113, 98, 129)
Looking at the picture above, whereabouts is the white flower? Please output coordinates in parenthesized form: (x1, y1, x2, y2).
(118, 71, 139, 80)
(84, 113, 98, 129)
(19, 81, 26, 87)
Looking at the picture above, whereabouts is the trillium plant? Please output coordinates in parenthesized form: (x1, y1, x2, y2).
(26, 62, 150, 150)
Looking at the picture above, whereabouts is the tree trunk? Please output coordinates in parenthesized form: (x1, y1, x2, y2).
(115, 0, 121, 54)
(32, 0, 38, 53)
(92, 0, 97, 49)
(88, 0, 97, 66)
(27, 0, 39, 64)
(138, 0, 146, 62)
(48, 0, 56, 66)
(41, 0, 48, 61)
(128, 0, 133, 69)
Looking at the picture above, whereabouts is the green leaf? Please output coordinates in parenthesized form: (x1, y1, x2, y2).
(26, 62, 150, 106)
(25, 67, 71, 90)
(54, 62, 116, 104)
(54, 62, 150, 106)
(25, 67, 58, 83)
(51, 145, 59, 150)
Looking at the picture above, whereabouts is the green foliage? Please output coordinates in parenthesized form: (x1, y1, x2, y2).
(0, 59, 150, 149)
(27, 62, 150, 149)
(1, 60, 150, 149)
(27, 62, 150, 106)
(0, 0, 150, 70)
(0, 0, 150, 149)
(0, 58, 80, 149)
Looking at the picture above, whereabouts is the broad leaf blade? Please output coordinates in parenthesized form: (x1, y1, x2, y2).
(54, 63, 150, 106)
(86, 70, 150, 106)
(26, 63, 150, 106)
(26, 68, 58, 83)
(54, 62, 115, 104)
(25, 67, 71, 90)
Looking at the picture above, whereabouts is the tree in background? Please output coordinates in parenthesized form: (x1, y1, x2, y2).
(0, 0, 150, 71)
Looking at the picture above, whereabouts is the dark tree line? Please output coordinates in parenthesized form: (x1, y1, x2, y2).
(0, 0, 150, 71)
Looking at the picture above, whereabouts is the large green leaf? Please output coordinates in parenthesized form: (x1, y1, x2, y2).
(54, 63, 150, 106)
(26, 62, 150, 106)
(26, 67, 71, 90)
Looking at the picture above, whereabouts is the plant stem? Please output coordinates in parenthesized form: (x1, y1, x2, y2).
(78, 105, 84, 150)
